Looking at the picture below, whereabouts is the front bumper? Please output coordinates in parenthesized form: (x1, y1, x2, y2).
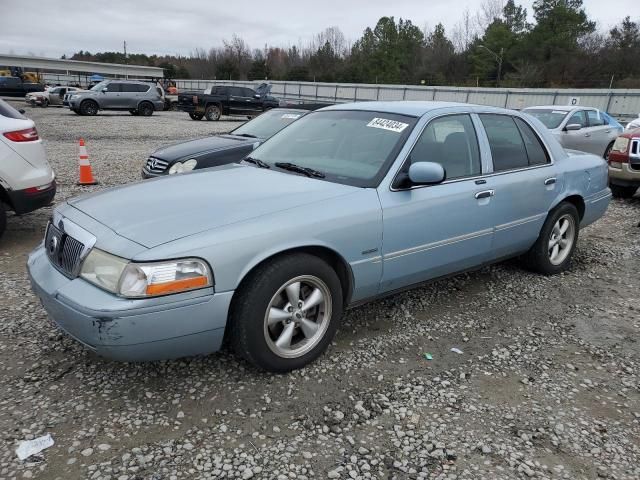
(27, 247, 233, 362)
(7, 180, 56, 215)
(609, 162, 640, 187)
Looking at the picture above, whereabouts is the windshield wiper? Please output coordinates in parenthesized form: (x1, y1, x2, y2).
(274, 162, 325, 178)
(235, 133, 257, 138)
(243, 156, 270, 169)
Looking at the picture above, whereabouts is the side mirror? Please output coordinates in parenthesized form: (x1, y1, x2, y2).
(565, 123, 582, 131)
(254, 94, 261, 99)
(408, 162, 446, 186)
(101, 87, 108, 93)
(18, 109, 25, 114)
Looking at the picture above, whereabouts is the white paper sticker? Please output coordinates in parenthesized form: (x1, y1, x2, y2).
(552, 110, 568, 115)
(281, 113, 301, 119)
(366, 118, 409, 133)
(15, 434, 54, 460)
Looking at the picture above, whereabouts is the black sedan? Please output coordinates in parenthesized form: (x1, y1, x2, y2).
(142, 108, 308, 178)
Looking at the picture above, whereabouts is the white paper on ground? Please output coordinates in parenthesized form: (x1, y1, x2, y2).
(15, 434, 54, 460)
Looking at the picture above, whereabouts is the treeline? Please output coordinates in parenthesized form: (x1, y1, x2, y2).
(67, 0, 640, 88)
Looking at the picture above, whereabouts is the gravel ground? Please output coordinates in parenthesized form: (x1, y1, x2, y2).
(1, 102, 639, 480)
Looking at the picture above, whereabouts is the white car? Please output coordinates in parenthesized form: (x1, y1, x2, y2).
(626, 114, 640, 131)
(26, 86, 83, 107)
(0, 99, 56, 238)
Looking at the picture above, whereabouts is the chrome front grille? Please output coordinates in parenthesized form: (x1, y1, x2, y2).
(630, 139, 640, 171)
(144, 156, 169, 174)
(45, 223, 85, 277)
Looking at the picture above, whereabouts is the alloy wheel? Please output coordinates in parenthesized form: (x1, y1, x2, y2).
(263, 275, 332, 359)
(548, 214, 575, 266)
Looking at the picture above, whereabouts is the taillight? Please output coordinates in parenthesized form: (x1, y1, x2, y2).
(192, 95, 198, 104)
(3, 127, 39, 142)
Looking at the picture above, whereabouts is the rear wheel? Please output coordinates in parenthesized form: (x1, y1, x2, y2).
(138, 102, 154, 116)
(205, 104, 221, 121)
(80, 100, 98, 116)
(189, 112, 203, 121)
(229, 253, 343, 372)
(0, 202, 6, 239)
(610, 184, 638, 198)
(523, 202, 580, 275)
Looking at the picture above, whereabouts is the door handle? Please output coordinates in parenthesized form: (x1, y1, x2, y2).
(475, 190, 495, 199)
(544, 177, 557, 186)
(584, 133, 591, 137)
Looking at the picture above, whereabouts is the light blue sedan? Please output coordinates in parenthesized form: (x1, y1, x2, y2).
(28, 102, 611, 372)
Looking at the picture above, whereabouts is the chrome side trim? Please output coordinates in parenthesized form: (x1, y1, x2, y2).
(384, 228, 493, 261)
(495, 213, 545, 232)
(350, 256, 383, 266)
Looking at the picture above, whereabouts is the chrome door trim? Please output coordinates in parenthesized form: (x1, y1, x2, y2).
(495, 213, 545, 232)
(384, 228, 493, 261)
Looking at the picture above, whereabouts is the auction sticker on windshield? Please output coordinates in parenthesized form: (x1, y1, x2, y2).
(281, 113, 301, 119)
(366, 118, 409, 133)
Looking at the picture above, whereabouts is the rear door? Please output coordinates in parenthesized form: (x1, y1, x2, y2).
(477, 114, 559, 259)
(584, 109, 611, 157)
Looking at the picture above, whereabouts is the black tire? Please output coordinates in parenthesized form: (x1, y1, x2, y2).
(189, 112, 203, 121)
(610, 184, 637, 199)
(138, 102, 154, 116)
(71, 109, 81, 115)
(229, 253, 343, 372)
(0, 202, 6, 240)
(41, 99, 49, 108)
(129, 109, 139, 116)
(205, 104, 221, 121)
(604, 141, 614, 160)
(80, 100, 98, 116)
(523, 202, 580, 275)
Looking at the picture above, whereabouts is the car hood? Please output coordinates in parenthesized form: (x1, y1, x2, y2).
(151, 135, 254, 162)
(66, 164, 358, 248)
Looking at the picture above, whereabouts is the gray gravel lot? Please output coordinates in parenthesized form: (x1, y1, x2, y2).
(1, 102, 639, 480)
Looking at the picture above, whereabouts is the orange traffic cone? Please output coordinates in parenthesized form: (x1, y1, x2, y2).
(77, 138, 98, 185)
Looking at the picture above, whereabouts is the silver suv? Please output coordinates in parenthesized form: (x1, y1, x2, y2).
(67, 80, 165, 116)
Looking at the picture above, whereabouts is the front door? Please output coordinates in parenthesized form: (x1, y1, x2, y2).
(561, 110, 590, 152)
(100, 83, 122, 108)
(378, 114, 495, 293)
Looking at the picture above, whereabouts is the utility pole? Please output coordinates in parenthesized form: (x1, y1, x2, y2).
(479, 45, 504, 88)
(123, 40, 128, 79)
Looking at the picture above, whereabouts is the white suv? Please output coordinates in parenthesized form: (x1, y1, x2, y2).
(0, 99, 56, 238)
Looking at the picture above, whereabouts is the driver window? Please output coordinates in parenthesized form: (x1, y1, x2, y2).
(106, 83, 120, 93)
(409, 114, 481, 180)
(567, 111, 587, 128)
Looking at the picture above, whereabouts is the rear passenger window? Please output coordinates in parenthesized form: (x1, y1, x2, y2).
(479, 114, 529, 171)
(587, 110, 604, 126)
(410, 114, 481, 179)
(514, 118, 550, 166)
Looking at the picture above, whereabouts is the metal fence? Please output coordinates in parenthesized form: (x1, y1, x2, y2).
(175, 79, 640, 121)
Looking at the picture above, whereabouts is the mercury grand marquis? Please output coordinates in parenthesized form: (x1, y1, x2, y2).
(28, 101, 611, 372)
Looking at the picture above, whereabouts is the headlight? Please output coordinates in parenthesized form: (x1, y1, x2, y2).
(168, 159, 197, 175)
(80, 249, 212, 297)
(612, 137, 630, 153)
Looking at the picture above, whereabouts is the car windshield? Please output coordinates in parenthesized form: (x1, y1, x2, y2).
(248, 110, 417, 187)
(523, 109, 568, 129)
(231, 110, 306, 139)
(90, 81, 107, 91)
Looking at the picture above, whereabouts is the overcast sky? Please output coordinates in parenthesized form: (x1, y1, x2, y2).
(2, 0, 637, 58)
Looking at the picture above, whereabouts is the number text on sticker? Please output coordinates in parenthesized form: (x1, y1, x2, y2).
(366, 118, 409, 133)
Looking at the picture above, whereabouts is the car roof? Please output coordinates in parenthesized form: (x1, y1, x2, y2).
(320, 101, 473, 117)
(524, 105, 597, 112)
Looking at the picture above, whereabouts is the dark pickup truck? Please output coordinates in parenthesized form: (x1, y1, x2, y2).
(177, 83, 280, 121)
(0, 77, 45, 97)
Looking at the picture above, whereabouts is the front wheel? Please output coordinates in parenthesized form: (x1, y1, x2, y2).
(610, 184, 637, 199)
(522, 202, 580, 275)
(80, 100, 98, 116)
(41, 99, 49, 108)
(205, 104, 221, 121)
(229, 253, 343, 372)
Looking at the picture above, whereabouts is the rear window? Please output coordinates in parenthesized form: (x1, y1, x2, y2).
(0, 99, 27, 120)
